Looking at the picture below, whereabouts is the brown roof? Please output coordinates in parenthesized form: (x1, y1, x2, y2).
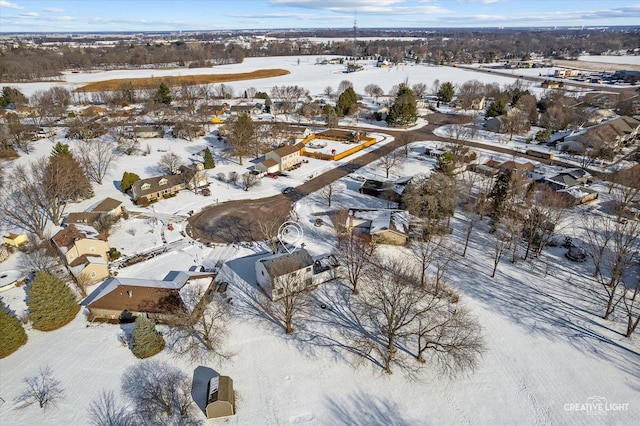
(66, 212, 100, 225)
(69, 253, 104, 267)
(272, 144, 300, 157)
(88, 285, 185, 314)
(261, 158, 278, 168)
(52, 224, 106, 249)
(91, 197, 122, 213)
(498, 160, 534, 171)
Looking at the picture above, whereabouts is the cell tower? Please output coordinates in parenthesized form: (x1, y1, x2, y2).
(353, 12, 358, 59)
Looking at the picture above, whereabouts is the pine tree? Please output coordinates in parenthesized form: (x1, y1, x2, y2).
(437, 82, 455, 103)
(51, 142, 72, 157)
(121, 171, 141, 193)
(203, 147, 215, 169)
(336, 87, 357, 117)
(27, 272, 79, 331)
(131, 315, 165, 359)
(486, 98, 507, 118)
(0, 300, 27, 359)
(386, 83, 417, 127)
(154, 82, 172, 105)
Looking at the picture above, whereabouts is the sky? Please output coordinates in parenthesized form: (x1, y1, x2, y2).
(0, 0, 639, 33)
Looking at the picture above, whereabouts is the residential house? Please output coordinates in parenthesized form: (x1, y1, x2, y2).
(255, 249, 314, 300)
(3, 233, 28, 247)
(126, 125, 164, 139)
(359, 178, 409, 204)
(497, 160, 535, 175)
(205, 375, 235, 419)
(229, 104, 262, 116)
(80, 270, 217, 323)
(544, 169, 591, 191)
(557, 116, 640, 153)
(484, 116, 506, 133)
(559, 187, 599, 205)
(255, 158, 280, 174)
(66, 197, 124, 226)
(265, 145, 302, 172)
(51, 224, 110, 284)
(131, 164, 208, 203)
(345, 208, 410, 245)
(471, 97, 486, 110)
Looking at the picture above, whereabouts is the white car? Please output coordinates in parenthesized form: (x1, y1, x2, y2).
(351, 175, 366, 182)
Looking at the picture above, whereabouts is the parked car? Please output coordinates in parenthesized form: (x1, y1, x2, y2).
(314, 218, 324, 227)
(282, 187, 295, 194)
(351, 175, 366, 182)
(266, 173, 278, 179)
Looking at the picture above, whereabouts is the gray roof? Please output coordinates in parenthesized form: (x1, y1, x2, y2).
(260, 249, 313, 278)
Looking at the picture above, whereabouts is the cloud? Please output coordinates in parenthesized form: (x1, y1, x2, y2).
(0, 1, 23, 9)
(19, 11, 38, 17)
(269, 0, 449, 16)
(43, 7, 65, 13)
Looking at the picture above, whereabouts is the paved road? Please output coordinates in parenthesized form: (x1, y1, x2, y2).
(187, 112, 471, 243)
(186, 111, 614, 244)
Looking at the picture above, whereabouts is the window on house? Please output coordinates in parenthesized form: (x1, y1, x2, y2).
(90, 271, 96, 278)
(68, 254, 74, 261)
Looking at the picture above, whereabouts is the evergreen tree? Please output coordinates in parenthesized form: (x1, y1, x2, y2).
(486, 99, 507, 118)
(437, 82, 455, 103)
(131, 315, 165, 359)
(0, 300, 27, 359)
(264, 95, 272, 113)
(336, 87, 357, 117)
(121, 171, 141, 193)
(154, 82, 172, 105)
(27, 272, 79, 331)
(386, 83, 417, 127)
(322, 104, 339, 128)
(434, 151, 456, 176)
(51, 142, 72, 157)
(203, 147, 215, 169)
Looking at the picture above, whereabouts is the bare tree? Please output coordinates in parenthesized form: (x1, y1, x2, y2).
(87, 390, 134, 426)
(227, 171, 239, 185)
(336, 233, 377, 295)
(120, 360, 198, 426)
(76, 140, 117, 185)
(165, 287, 231, 363)
(323, 85, 334, 100)
(225, 113, 257, 165)
(377, 150, 403, 178)
(338, 80, 353, 95)
(0, 163, 49, 240)
(264, 257, 314, 334)
(18, 239, 59, 275)
(255, 211, 283, 254)
(622, 280, 640, 337)
(583, 214, 639, 320)
(364, 83, 383, 100)
(411, 82, 427, 99)
(242, 172, 260, 191)
(157, 152, 183, 175)
(610, 165, 640, 220)
(490, 229, 510, 278)
(15, 365, 64, 409)
(414, 302, 484, 376)
(320, 182, 341, 207)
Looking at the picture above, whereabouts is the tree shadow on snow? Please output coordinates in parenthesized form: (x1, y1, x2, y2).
(324, 391, 414, 426)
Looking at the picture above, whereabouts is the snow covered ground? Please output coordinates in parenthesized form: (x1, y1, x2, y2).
(1, 55, 640, 425)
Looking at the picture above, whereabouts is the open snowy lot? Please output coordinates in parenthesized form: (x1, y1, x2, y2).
(1, 54, 639, 425)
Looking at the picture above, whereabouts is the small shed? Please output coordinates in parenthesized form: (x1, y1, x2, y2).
(205, 375, 235, 419)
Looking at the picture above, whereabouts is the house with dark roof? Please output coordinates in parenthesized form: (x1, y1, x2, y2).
(345, 208, 410, 245)
(80, 270, 217, 323)
(255, 249, 314, 300)
(557, 116, 640, 153)
(358, 178, 408, 204)
(66, 197, 124, 226)
(51, 224, 110, 283)
(131, 164, 208, 203)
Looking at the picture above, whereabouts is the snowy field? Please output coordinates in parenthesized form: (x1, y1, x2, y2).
(578, 55, 640, 66)
(1, 54, 640, 425)
(5, 55, 549, 100)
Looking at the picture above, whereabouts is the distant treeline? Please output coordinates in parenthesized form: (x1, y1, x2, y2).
(1, 27, 638, 82)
